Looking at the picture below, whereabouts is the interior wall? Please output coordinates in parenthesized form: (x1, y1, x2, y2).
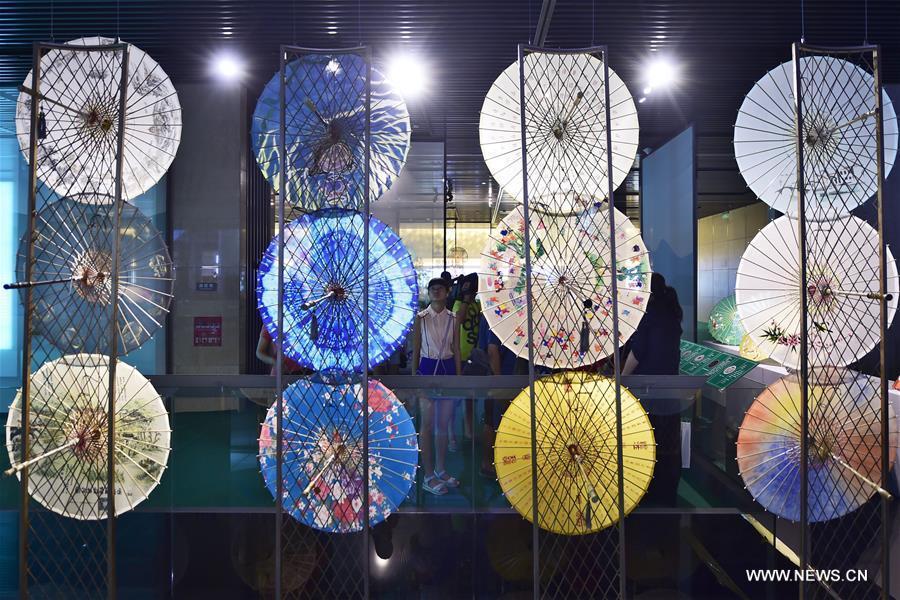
(696, 202, 769, 336)
(169, 82, 247, 374)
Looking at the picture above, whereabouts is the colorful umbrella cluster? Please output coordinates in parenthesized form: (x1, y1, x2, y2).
(732, 55, 897, 523)
(479, 49, 654, 533)
(259, 377, 417, 532)
(251, 50, 419, 532)
(7, 38, 177, 519)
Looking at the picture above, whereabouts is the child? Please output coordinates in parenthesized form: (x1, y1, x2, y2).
(411, 277, 462, 495)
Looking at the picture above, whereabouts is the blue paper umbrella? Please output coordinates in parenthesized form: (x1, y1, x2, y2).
(257, 207, 417, 372)
(258, 377, 418, 532)
(251, 53, 411, 210)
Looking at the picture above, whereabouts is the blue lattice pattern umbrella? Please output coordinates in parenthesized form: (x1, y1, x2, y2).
(257, 207, 417, 372)
(258, 377, 418, 532)
(251, 53, 411, 210)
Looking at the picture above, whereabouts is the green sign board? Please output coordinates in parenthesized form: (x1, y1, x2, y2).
(679, 340, 758, 389)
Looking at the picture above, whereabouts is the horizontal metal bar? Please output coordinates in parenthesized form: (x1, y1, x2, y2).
(148, 374, 706, 397)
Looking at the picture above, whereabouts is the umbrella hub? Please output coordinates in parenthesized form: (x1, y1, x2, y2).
(803, 113, 835, 150)
(326, 283, 347, 301)
(806, 273, 838, 310)
(69, 407, 107, 461)
(566, 443, 583, 461)
(70, 249, 113, 305)
(83, 102, 116, 136)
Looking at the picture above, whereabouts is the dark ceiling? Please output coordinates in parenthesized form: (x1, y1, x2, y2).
(0, 0, 898, 219)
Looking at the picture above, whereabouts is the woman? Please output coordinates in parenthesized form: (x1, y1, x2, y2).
(622, 272, 683, 504)
(411, 277, 463, 495)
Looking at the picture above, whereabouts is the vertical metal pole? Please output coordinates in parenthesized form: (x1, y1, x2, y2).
(602, 48, 627, 599)
(872, 45, 890, 600)
(18, 41, 43, 600)
(363, 46, 372, 599)
(517, 44, 541, 600)
(275, 46, 287, 600)
(442, 119, 448, 274)
(106, 42, 130, 600)
(791, 43, 811, 596)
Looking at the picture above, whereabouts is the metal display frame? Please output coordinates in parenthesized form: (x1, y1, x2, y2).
(16, 40, 129, 600)
(793, 42, 892, 600)
(518, 44, 628, 599)
(273, 45, 372, 599)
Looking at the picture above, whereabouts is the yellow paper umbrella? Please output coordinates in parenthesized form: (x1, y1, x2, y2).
(739, 334, 768, 362)
(494, 372, 655, 535)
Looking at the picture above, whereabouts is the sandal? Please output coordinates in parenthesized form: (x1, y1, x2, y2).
(423, 474, 449, 496)
(434, 470, 460, 488)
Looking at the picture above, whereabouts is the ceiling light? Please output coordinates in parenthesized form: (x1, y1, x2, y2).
(646, 57, 678, 89)
(387, 53, 429, 98)
(325, 59, 341, 74)
(213, 53, 243, 81)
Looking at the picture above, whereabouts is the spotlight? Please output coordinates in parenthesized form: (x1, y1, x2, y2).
(387, 53, 428, 98)
(213, 53, 243, 81)
(645, 57, 678, 89)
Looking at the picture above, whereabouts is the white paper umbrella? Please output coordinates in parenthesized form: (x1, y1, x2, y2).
(735, 216, 898, 369)
(734, 56, 897, 219)
(479, 53, 639, 213)
(5, 354, 170, 519)
(478, 201, 651, 368)
(16, 36, 182, 202)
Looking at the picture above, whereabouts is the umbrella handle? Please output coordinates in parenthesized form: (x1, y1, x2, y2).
(830, 453, 892, 500)
(4, 439, 78, 476)
(303, 452, 338, 496)
(4, 276, 76, 290)
(19, 85, 90, 120)
(300, 290, 336, 311)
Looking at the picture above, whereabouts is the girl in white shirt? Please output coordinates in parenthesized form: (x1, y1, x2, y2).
(411, 278, 462, 495)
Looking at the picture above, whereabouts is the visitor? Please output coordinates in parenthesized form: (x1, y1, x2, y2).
(475, 314, 528, 478)
(448, 276, 480, 452)
(622, 272, 683, 504)
(411, 277, 462, 495)
(255, 325, 305, 375)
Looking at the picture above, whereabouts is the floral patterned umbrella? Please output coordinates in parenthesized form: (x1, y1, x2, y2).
(735, 215, 898, 369)
(478, 201, 651, 369)
(258, 377, 417, 533)
(707, 295, 745, 346)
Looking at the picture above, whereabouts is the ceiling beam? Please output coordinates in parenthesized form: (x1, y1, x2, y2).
(533, 0, 556, 46)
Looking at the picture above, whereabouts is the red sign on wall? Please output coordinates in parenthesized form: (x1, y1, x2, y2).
(193, 316, 222, 346)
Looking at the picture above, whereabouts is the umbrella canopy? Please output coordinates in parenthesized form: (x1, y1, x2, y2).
(257, 207, 417, 372)
(739, 334, 769, 362)
(707, 295, 745, 346)
(5, 354, 170, 520)
(737, 370, 897, 522)
(258, 377, 417, 533)
(479, 53, 638, 213)
(252, 53, 411, 210)
(734, 56, 897, 219)
(494, 372, 655, 535)
(735, 215, 898, 370)
(6, 195, 173, 356)
(478, 202, 650, 369)
(16, 36, 181, 202)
